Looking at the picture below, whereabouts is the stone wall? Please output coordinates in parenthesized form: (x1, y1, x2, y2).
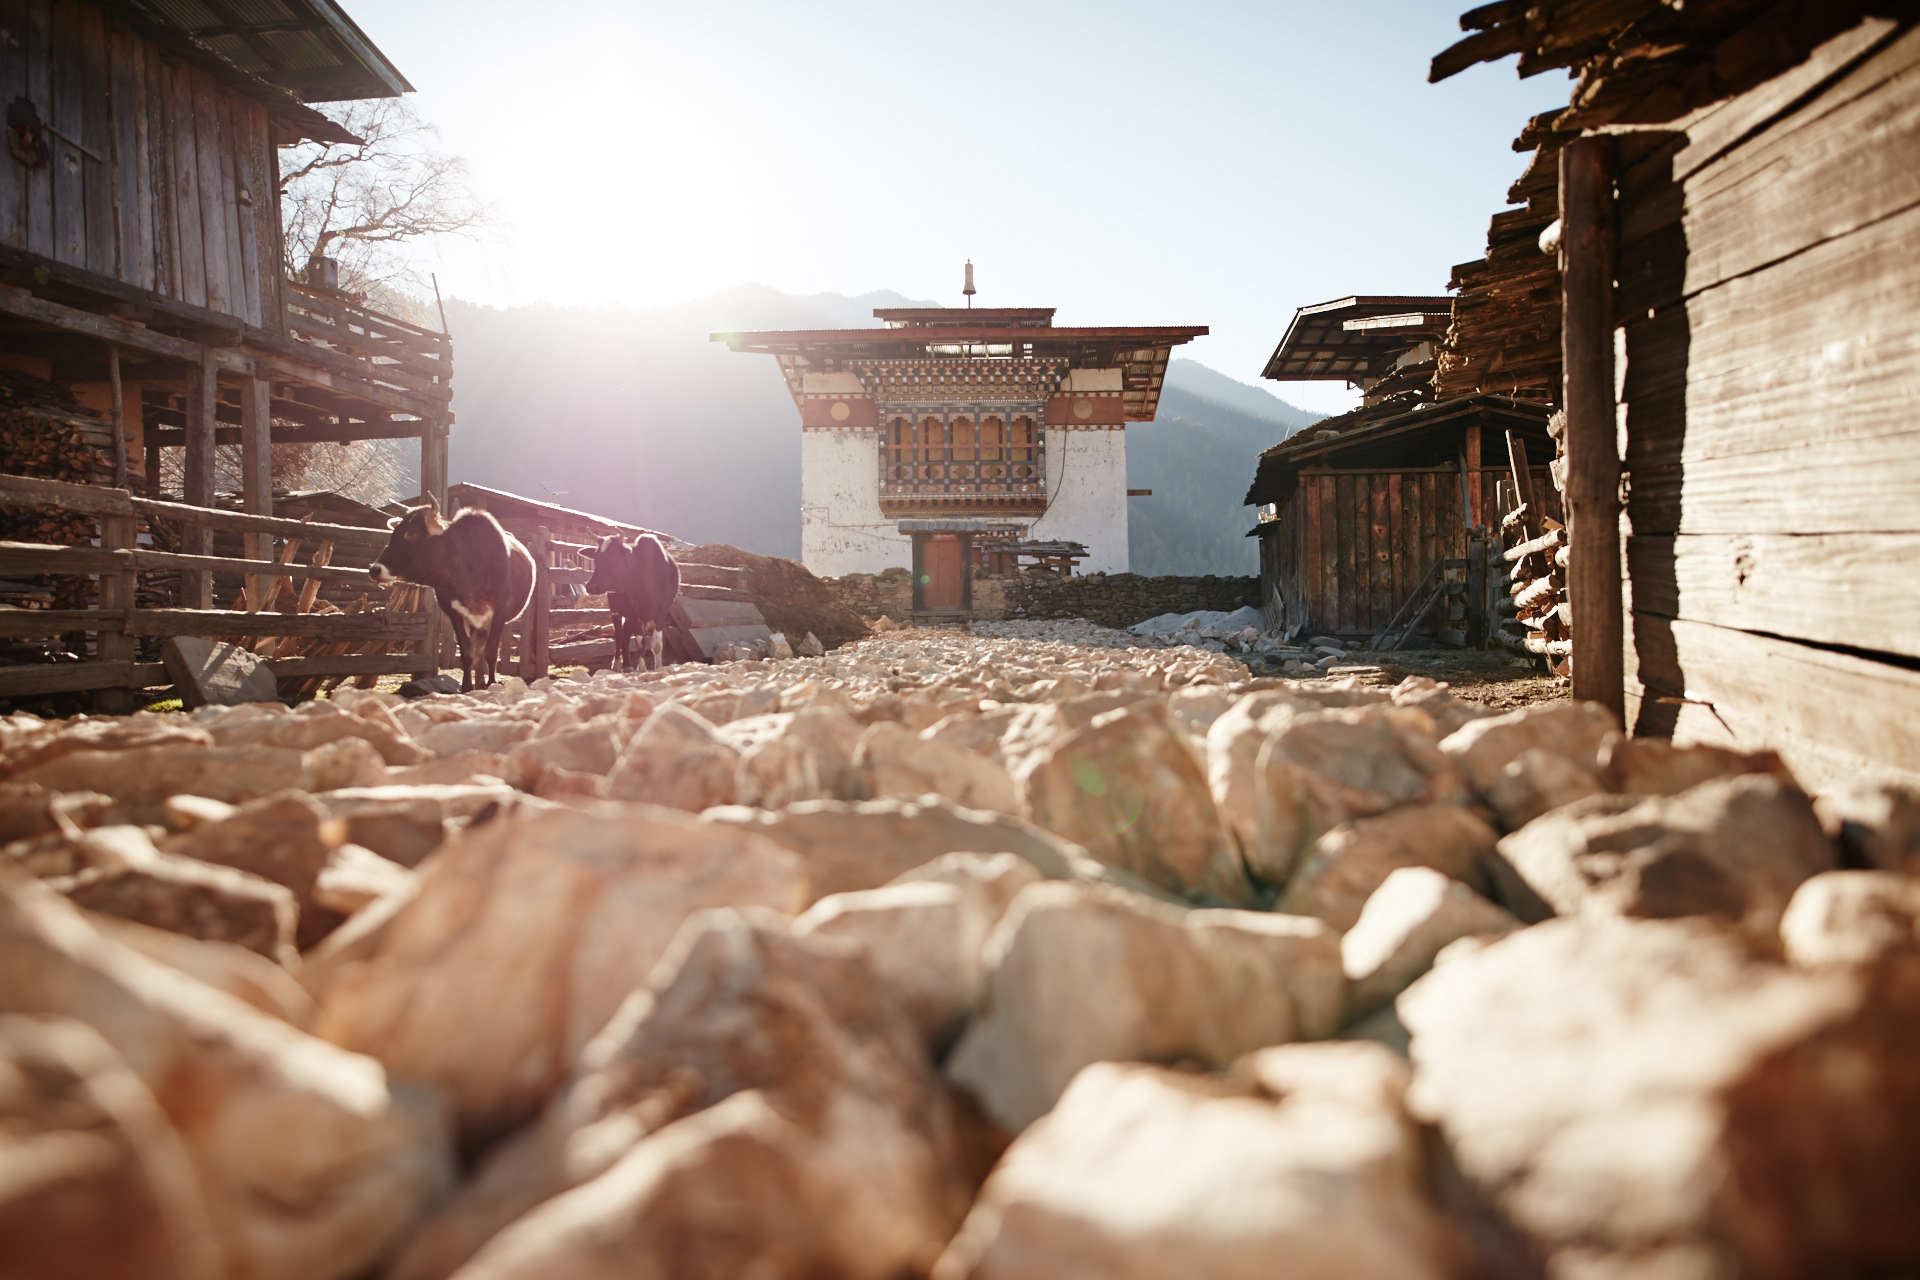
(1003, 572, 1259, 630)
(830, 567, 914, 622)
(826, 568, 1259, 630)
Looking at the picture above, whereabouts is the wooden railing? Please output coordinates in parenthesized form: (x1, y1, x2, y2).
(282, 281, 453, 409)
(494, 530, 749, 680)
(0, 473, 437, 704)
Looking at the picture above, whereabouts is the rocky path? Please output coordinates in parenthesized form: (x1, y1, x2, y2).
(1, 631, 1918, 1278)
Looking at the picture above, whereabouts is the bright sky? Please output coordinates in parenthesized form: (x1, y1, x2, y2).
(354, 1, 1564, 414)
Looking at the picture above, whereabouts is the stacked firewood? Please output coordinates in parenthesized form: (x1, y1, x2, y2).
(1497, 507, 1570, 670)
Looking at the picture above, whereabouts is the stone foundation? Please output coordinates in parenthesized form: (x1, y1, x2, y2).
(826, 569, 1258, 631)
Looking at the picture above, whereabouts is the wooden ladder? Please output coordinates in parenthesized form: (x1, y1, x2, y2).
(1369, 558, 1446, 652)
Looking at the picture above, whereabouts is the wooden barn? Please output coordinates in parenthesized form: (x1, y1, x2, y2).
(1245, 295, 1556, 645)
(0, 0, 456, 703)
(1434, 1, 1920, 788)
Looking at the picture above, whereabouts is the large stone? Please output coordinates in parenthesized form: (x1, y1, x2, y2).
(311, 803, 810, 1144)
(734, 704, 866, 808)
(600, 703, 740, 811)
(1438, 700, 1619, 800)
(1389, 674, 1488, 738)
(1780, 870, 1920, 968)
(384, 749, 510, 787)
(43, 825, 299, 965)
(857, 720, 1019, 815)
(1020, 701, 1252, 905)
(88, 912, 317, 1026)
(0, 780, 113, 843)
(1277, 803, 1500, 933)
(1491, 776, 1837, 941)
(947, 881, 1344, 1130)
(1252, 705, 1469, 889)
(1479, 746, 1609, 831)
(158, 789, 343, 902)
(1817, 781, 1920, 875)
(388, 911, 969, 1280)
(9, 745, 313, 824)
(162, 635, 279, 709)
(704, 795, 1135, 902)
(920, 706, 1024, 767)
(205, 700, 429, 766)
(1598, 737, 1788, 798)
(499, 722, 620, 792)
(934, 1046, 1459, 1280)
(305, 736, 390, 792)
(0, 1013, 225, 1280)
(1399, 915, 1920, 1278)
(315, 783, 516, 869)
(312, 843, 417, 916)
(0, 872, 451, 1280)
(414, 718, 536, 757)
(1205, 691, 1305, 873)
(1341, 866, 1519, 1016)
(0, 712, 211, 780)
(796, 855, 1041, 1051)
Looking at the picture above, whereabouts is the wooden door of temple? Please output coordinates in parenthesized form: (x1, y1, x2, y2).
(923, 534, 965, 609)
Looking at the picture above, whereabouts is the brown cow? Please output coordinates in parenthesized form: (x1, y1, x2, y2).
(583, 533, 681, 671)
(370, 501, 534, 691)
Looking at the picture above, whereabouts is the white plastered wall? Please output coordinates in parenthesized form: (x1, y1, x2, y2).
(800, 429, 910, 576)
(1029, 427, 1130, 574)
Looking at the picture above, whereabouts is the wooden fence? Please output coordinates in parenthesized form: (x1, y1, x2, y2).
(0, 472, 436, 704)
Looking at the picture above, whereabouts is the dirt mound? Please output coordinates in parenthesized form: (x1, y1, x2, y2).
(679, 544, 870, 651)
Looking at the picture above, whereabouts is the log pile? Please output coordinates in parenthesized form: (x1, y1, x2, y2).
(0, 378, 120, 615)
(2, 634, 1918, 1277)
(1432, 110, 1568, 402)
(1496, 508, 1569, 670)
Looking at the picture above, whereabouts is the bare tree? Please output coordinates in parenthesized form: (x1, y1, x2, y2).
(280, 98, 491, 295)
(157, 440, 409, 508)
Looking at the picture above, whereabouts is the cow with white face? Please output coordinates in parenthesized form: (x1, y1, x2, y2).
(370, 500, 535, 692)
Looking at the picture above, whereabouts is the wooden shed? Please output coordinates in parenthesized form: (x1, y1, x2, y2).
(0, 0, 459, 703)
(1246, 393, 1554, 643)
(1434, 2, 1920, 788)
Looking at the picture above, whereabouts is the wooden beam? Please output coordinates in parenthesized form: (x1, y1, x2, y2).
(267, 654, 433, 679)
(180, 350, 217, 607)
(0, 608, 427, 642)
(0, 662, 170, 698)
(1560, 134, 1624, 725)
(240, 373, 272, 609)
(107, 343, 127, 488)
(130, 497, 392, 548)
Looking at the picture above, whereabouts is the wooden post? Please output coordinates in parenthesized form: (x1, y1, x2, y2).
(525, 526, 551, 681)
(1464, 423, 1482, 530)
(420, 414, 449, 508)
(106, 343, 127, 490)
(180, 349, 217, 608)
(1560, 134, 1624, 724)
(93, 512, 137, 714)
(1505, 429, 1542, 543)
(240, 371, 272, 610)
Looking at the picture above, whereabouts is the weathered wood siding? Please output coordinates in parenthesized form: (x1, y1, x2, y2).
(1616, 20, 1920, 788)
(0, 0, 281, 328)
(1259, 467, 1558, 637)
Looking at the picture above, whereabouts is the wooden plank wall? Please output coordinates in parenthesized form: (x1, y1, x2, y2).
(1615, 18, 1920, 789)
(1262, 466, 1558, 637)
(0, 0, 278, 328)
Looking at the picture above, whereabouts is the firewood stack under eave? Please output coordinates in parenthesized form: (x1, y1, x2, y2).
(1498, 515, 1569, 669)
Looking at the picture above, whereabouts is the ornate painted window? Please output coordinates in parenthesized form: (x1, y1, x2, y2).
(878, 407, 1045, 512)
